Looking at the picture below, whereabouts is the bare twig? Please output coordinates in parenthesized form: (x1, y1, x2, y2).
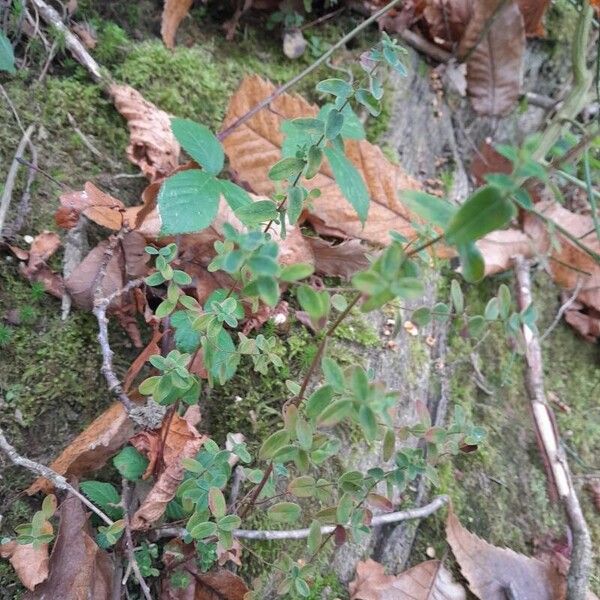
(0, 427, 113, 526)
(28, 0, 105, 83)
(121, 480, 153, 600)
(539, 279, 584, 342)
(92, 234, 139, 413)
(218, 0, 402, 141)
(0, 124, 35, 237)
(37, 39, 58, 83)
(514, 256, 592, 600)
(155, 496, 448, 541)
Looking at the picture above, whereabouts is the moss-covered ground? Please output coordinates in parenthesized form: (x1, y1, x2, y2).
(1, 0, 598, 597)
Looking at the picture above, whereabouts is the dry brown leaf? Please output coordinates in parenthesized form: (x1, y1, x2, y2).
(10, 231, 65, 299)
(65, 231, 148, 310)
(475, 229, 534, 275)
(523, 201, 600, 311)
(124, 327, 163, 392)
(23, 494, 114, 600)
(307, 237, 370, 279)
(221, 75, 420, 245)
(459, 0, 525, 116)
(27, 403, 133, 495)
(446, 507, 562, 600)
(564, 305, 600, 343)
(58, 182, 124, 231)
(194, 569, 249, 599)
(517, 0, 551, 35)
(423, 0, 471, 45)
(350, 558, 465, 600)
(110, 83, 180, 181)
(131, 407, 206, 529)
(161, 0, 193, 49)
(0, 541, 49, 591)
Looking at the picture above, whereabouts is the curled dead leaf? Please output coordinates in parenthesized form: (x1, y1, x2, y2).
(27, 403, 133, 495)
(349, 558, 466, 600)
(64, 231, 148, 310)
(307, 237, 370, 279)
(110, 84, 180, 181)
(131, 407, 206, 529)
(58, 182, 124, 231)
(0, 540, 49, 591)
(446, 507, 562, 599)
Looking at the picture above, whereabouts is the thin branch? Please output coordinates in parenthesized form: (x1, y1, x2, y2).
(92, 235, 141, 413)
(121, 480, 153, 600)
(539, 279, 584, 342)
(28, 0, 104, 83)
(0, 124, 35, 237)
(0, 428, 113, 526)
(66, 112, 120, 169)
(155, 495, 448, 541)
(514, 256, 592, 600)
(217, 0, 402, 141)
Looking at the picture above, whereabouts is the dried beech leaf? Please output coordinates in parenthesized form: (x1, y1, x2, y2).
(124, 327, 163, 392)
(517, 0, 551, 35)
(423, 0, 471, 45)
(0, 541, 49, 591)
(161, 0, 193, 49)
(307, 237, 370, 279)
(27, 403, 133, 495)
(65, 231, 148, 310)
(131, 408, 206, 529)
(349, 558, 466, 600)
(23, 494, 113, 600)
(194, 569, 249, 599)
(460, 0, 525, 116)
(564, 305, 600, 343)
(110, 84, 180, 181)
(221, 75, 420, 245)
(11, 231, 65, 298)
(446, 508, 562, 599)
(475, 229, 534, 275)
(523, 201, 600, 312)
(58, 182, 124, 230)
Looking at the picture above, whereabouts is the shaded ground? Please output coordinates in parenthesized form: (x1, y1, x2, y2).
(1, 1, 598, 597)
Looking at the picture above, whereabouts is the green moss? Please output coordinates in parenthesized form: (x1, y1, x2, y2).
(334, 310, 379, 347)
(412, 272, 599, 593)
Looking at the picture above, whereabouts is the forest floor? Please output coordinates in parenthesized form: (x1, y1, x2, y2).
(0, 1, 599, 597)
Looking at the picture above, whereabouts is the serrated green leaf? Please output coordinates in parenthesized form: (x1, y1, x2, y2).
(317, 400, 352, 427)
(171, 118, 224, 175)
(307, 520, 322, 554)
(190, 521, 217, 540)
(208, 488, 226, 519)
(322, 358, 344, 391)
(304, 145, 323, 180)
(158, 170, 221, 235)
(280, 263, 314, 282)
(80, 482, 123, 520)
(235, 200, 279, 225)
(171, 310, 201, 352)
(113, 446, 149, 481)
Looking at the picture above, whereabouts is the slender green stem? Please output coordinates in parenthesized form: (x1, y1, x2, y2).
(582, 149, 600, 244)
(217, 0, 403, 141)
